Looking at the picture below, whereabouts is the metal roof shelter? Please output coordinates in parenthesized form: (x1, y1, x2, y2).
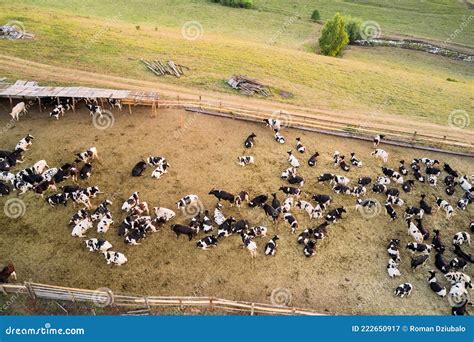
(0, 80, 160, 115)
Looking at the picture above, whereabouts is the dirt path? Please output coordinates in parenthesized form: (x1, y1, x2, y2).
(0, 55, 472, 145)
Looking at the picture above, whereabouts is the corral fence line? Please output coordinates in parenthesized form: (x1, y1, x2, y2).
(0, 282, 329, 316)
(122, 97, 474, 157)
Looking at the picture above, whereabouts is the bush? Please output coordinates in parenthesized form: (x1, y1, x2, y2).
(344, 16, 362, 43)
(318, 13, 349, 57)
(311, 10, 320, 21)
(214, 0, 253, 9)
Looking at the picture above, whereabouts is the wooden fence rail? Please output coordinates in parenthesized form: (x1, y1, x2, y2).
(0, 282, 328, 316)
(121, 97, 474, 155)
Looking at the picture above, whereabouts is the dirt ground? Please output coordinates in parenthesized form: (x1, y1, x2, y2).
(0, 101, 472, 315)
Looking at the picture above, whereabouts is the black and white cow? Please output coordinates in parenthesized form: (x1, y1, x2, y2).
(0, 181, 11, 196)
(372, 183, 387, 194)
(317, 173, 334, 183)
(103, 251, 127, 266)
(15, 134, 34, 151)
(283, 212, 298, 233)
(307, 152, 319, 167)
(432, 229, 446, 254)
(196, 235, 218, 249)
(107, 98, 122, 110)
(435, 253, 450, 274)
(303, 240, 316, 257)
(312, 194, 331, 209)
(86, 104, 103, 117)
(49, 104, 65, 120)
(274, 131, 285, 144)
(295, 138, 305, 153)
(387, 239, 400, 262)
(46, 193, 68, 206)
(176, 194, 199, 209)
(279, 186, 301, 197)
(453, 232, 471, 246)
(387, 258, 401, 278)
(75, 147, 99, 163)
(385, 202, 397, 221)
(325, 207, 346, 223)
(398, 160, 408, 176)
(79, 163, 92, 179)
(85, 238, 112, 252)
(449, 257, 467, 271)
(435, 197, 454, 219)
(427, 271, 446, 297)
(264, 235, 279, 256)
(406, 242, 432, 254)
(237, 156, 254, 166)
(373, 134, 385, 147)
(263, 118, 281, 131)
(244, 133, 257, 148)
(394, 283, 413, 297)
(350, 152, 362, 167)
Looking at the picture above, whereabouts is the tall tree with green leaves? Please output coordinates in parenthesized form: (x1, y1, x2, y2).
(318, 13, 349, 57)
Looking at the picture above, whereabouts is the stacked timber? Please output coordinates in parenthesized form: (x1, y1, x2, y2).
(141, 59, 189, 77)
(226, 75, 271, 97)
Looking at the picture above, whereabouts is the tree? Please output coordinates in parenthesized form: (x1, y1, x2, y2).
(311, 10, 320, 22)
(318, 13, 349, 57)
(344, 16, 362, 43)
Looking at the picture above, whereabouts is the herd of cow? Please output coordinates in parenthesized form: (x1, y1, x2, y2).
(0, 101, 473, 315)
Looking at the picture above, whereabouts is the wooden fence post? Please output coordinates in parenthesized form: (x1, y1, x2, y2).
(128, 104, 132, 115)
(24, 282, 36, 299)
(38, 97, 42, 113)
(8, 96, 13, 109)
(72, 98, 76, 114)
(250, 303, 255, 316)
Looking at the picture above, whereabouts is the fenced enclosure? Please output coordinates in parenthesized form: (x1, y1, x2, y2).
(0, 282, 328, 316)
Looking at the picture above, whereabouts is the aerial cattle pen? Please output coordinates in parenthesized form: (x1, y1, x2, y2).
(0, 80, 472, 157)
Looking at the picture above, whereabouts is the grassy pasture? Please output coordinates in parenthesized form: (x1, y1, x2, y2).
(0, 4, 472, 128)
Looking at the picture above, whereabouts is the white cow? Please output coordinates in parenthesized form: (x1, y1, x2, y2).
(9, 102, 27, 121)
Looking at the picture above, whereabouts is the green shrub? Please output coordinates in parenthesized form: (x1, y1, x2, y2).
(344, 16, 362, 43)
(318, 13, 349, 57)
(214, 0, 253, 9)
(311, 10, 320, 21)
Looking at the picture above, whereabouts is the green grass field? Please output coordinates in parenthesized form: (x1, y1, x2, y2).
(0, 1, 472, 127)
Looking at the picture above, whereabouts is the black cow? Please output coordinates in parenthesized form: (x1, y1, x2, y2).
(209, 189, 235, 204)
(132, 161, 147, 177)
(171, 224, 196, 241)
(249, 194, 268, 207)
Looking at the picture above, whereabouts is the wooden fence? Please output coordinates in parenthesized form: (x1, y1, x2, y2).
(122, 96, 474, 156)
(0, 282, 328, 316)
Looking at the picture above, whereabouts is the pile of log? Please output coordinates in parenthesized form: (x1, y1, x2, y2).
(141, 59, 189, 77)
(226, 75, 271, 97)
